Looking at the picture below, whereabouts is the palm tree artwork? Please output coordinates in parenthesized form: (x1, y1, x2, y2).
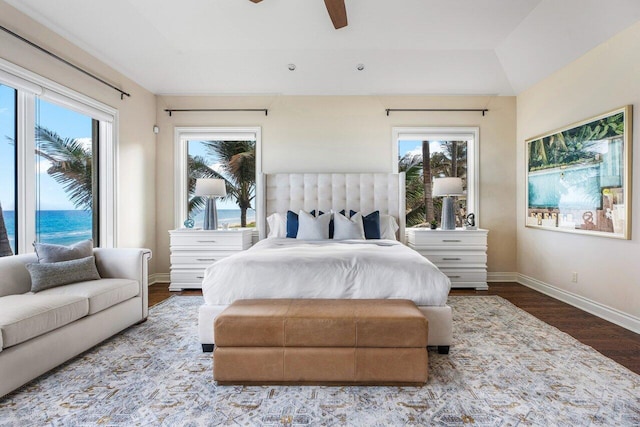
(189, 141, 256, 228)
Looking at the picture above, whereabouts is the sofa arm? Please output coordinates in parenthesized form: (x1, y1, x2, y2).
(93, 248, 152, 319)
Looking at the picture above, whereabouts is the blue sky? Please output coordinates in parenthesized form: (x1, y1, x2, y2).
(399, 140, 446, 159)
(1, 85, 92, 211)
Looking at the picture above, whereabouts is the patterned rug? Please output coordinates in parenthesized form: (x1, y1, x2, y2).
(1, 295, 639, 426)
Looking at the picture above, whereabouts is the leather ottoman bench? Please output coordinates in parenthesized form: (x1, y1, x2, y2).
(213, 299, 428, 385)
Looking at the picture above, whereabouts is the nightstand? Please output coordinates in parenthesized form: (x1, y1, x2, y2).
(406, 228, 488, 290)
(169, 228, 253, 291)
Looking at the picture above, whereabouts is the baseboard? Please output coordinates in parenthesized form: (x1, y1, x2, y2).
(487, 272, 518, 282)
(149, 273, 170, 286)
(517, 274, 640, 334)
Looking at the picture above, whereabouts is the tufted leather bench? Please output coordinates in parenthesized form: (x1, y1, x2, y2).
(213, 299, 428, 385)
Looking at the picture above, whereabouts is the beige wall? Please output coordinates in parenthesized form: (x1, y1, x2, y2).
(156, 95, 517, 275)
(0, 2, 158, 272)
(517, 22, 640, 320)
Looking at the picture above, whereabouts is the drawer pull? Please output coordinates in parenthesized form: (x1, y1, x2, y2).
(442, 257, 461, 261)
(442, 239, 461, 242)
(449, 275, 461, 278)
(197, 258, 216, 261)
(196, 276, 204, 279)
(197, 240, 217, 243)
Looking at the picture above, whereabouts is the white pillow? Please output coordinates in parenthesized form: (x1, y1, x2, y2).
(296, 210, 331, 240)
(266, 213, 287, 238)
(380, 214, 400, 240)
(333, 211, 365, 240)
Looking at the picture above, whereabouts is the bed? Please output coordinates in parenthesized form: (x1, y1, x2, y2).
(197, 173, 453, 353)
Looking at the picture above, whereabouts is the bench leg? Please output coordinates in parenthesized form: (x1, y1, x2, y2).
(202, 344, 215, 353)
(437, 346, 450, 355)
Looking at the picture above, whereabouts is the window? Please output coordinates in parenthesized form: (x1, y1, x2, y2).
(35, 98, 98, 245)
(0, 59, 117, 255)
(0, 84, 16, 254)
(175, 127, 262, 231)
(393, 127, 479, 228)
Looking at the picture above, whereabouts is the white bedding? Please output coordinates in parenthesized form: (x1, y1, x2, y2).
(202, 238, 451, 306)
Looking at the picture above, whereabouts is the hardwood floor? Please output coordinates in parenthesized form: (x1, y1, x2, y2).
(148, 282, 640, 375)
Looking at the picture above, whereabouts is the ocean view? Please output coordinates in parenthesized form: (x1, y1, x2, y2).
(190, 209, 256, 229)
(2, 209, 255, 250)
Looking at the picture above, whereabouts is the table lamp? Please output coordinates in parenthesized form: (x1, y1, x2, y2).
(194, 178, 227, 230)
(432, 177, 463, 230)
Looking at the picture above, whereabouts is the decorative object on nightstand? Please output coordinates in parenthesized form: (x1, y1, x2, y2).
(194, 178, 227, 230)
(406, 228, 488, 290)
(169, 228, 253, 291)
(183, 218, 195, 228)
(429, 220, 438, 230)
(432, 177, 463, 230)
(464, 213, 477, 230)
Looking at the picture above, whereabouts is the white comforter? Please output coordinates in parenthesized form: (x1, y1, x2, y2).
(202, 238, 451, 306)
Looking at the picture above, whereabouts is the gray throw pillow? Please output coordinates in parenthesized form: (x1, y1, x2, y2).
(33, 239, 93, 263)
(26, 256, 101, 293)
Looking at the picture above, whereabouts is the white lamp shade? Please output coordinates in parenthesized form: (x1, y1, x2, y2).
(194, 178, 227, 197)
(432, 177, 463, 197)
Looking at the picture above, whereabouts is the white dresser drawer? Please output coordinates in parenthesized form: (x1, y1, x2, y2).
(420, 251, 487, 268)
(170, 233, 250, 250)
(170, 269, 207, 290)
(170, 251, 238, 267)
(441, 269, 487, 282)
(407, 231, 486, 247)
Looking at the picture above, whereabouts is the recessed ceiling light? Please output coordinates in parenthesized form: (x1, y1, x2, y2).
(288, 64, 296, 71)
(356, 64, 365, 71)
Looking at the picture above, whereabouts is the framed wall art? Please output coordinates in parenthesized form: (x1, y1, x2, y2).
(526, 105, 632, 239)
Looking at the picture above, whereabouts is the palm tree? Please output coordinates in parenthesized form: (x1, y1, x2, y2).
(0, 203, 13, 257)
(35, 126, 93, 211)
(201, 141, 256, 227)
(399, 152, 425, 227)
(421, 141, 434, 223)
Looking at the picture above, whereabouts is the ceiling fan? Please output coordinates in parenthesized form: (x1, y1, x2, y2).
(249, 0, 348, 30)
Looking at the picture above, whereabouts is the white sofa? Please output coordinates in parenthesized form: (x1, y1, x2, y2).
(0, 248, 151, 398)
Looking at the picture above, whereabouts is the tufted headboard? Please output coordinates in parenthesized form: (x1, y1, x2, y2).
(259, 173, 406, 242)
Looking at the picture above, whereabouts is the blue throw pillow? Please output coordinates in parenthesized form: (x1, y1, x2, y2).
(286, 210, 299, 238)
(350, 210, 381, 239)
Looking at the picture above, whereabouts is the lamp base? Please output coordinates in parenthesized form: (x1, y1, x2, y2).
(203, 197, 218, 230)
(441, 196, 456, 230)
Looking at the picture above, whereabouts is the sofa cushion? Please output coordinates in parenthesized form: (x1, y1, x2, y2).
(0, 294, 89, 350)
(0, 253, 38, 297)
(37, 278, 140, 315)
(34, 239, 93, 263)
(26, 256, 101, 293)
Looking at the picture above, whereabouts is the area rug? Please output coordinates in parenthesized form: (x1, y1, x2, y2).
(1, 295, 639, 426)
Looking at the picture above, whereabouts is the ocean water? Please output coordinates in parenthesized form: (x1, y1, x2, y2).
(2, 210, 93, 251)
(1, 209, 254, 252)
(190, 209, 256, 229)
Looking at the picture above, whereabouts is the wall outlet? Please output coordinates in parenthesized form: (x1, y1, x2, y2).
(571, 272, 578, 283)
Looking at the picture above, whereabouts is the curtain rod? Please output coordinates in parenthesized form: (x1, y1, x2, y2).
(164, 108, 268, 117)
(386, 108, 488, 116)
(0, 24, 131, 100)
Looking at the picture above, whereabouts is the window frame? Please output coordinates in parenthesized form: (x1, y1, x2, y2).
(0, 58, 118, 252)
(173, 126, 262, 231)
(392, 126, 480, 227)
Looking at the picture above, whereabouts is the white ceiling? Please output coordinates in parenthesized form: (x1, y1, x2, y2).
(5, 0, 640, 96)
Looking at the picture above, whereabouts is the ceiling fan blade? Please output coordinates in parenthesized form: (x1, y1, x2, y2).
(324, 0, 348, 29)
(249, 0, 262, 3)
